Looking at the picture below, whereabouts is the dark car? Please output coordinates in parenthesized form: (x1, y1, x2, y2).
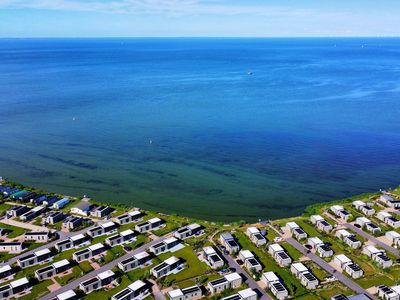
(123, 246, 132, 252)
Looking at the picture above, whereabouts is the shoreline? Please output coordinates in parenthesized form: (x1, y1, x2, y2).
(1, 175, 399, 300)
(0, 176, 394, 224)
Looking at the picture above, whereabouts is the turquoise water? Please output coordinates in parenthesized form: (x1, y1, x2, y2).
(1, 38, 400, 221)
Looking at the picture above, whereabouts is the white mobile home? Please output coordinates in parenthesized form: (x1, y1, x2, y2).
(0, 242, 23, 254)
(352, 200, 375, 216)
(115, 210, 144, 225)
(151, 256, 184, 278)
(310, 215, 333, 233)
(220, 232, 240, 254)
(333, 254, 363, 279)
(207, 272, 242, 295)
(239, 250, 262, 273)
(386, 231, 400, 247)
(335, 229, 362, 249)
(118, 251, 152, 272)
(290, 263, 319, 289)
(268, 244, 292, 267)
(262, 271, 288, 300)
(379, 195, 400, 208)
(330, 205, 352, 221)
(168, 286, 202, 300)
(203, 246, 224, 269)
(0, 265, 14, 283)
(246, 227, 267, 247)
(362, 245, 392, 269)
(135, 218, 165, 233)
(148, 237, 181, 255)
(111, 280, 150, 300)
(174, 223, 203, 240)
(376, 285, 400, 300)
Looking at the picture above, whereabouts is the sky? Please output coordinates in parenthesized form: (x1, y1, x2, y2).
(0, 0, 400, 37)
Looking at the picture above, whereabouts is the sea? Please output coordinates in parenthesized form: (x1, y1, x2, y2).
(1, 38, 400, 222)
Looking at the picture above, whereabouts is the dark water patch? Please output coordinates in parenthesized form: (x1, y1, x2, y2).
(30, 170, 58, 178)
(81, 179, 106, 185)
(38, 154, 98, 170)
(253, 202, 307, 210)
(136, 168, 165, 175)
(47, 182, 108, 193)
(0, 157, 57, 177)
(303, 190, 338, 199)
(205, 189, 224, 195)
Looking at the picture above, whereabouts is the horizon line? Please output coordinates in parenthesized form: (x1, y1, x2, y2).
(1, 35, 400, 39)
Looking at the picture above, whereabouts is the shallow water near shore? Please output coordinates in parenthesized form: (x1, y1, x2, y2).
(1, 38, 400, 221)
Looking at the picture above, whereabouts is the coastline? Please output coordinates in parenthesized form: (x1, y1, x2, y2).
(0, 176, 393, 224)
(1, 175, 399, 300)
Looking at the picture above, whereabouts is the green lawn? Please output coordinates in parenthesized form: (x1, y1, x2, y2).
(295, 219, 320, 237)
(79, 261, 94, 273)
(265, 228, 278, 242)
(152, 222, 181, 237)
(0, 223, 28, 238)
(126, 235, 149, 249)
(304, 261, 328, 282)
(0, 252, 17, 262)
(55, 266, 82, 285)
(281, 242, 303, 261)
(101, 245, 125, 265)
(126, 265, 152, 282)
(0, 203, 11, 216)
(294, 282, 352, 300)
(19, 280, 53, 300)
(31, 218, 43, 226)
(357, 273, 396, 288)
(157, 245, 210, 287)
(177, 273, 221, 289)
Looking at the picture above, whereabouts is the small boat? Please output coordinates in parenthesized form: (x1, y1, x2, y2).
(72, 117, 76, 121)
(149, 139, 153, 144)
(247, 71, 253, 75)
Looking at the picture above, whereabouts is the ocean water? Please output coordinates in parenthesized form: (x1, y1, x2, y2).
(1, 38, 400, 222)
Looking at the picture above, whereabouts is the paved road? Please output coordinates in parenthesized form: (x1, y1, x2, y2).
(343, 222, 400, 257)
(285, 238, 377, 300)
(218, 249, 272, 300)
(40, 234, 171, 300)
(153, 290, 166, 300)
(0, 218, 50, 232)
(0, 224, 95, 267)
(148, 279, 166, 300)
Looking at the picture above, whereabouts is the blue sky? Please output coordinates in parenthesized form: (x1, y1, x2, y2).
(0, 0, 399, 37)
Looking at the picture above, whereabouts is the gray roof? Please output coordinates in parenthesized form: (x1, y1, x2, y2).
(74, 202, 91, 210)
(221, 232, 234, 240)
